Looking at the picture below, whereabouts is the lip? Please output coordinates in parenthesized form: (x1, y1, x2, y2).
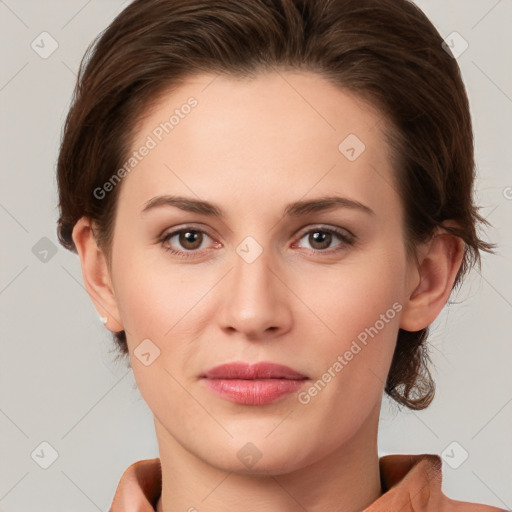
(201, 361, 307, 380)
(201, 362, 309, 405)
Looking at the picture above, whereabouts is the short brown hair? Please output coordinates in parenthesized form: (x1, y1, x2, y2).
(56, 0, 494, 410)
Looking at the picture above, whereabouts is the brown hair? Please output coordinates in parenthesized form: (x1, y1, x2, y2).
(56, 0, 494, 410)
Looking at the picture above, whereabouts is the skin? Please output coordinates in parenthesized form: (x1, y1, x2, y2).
(72, 71, 463, 512)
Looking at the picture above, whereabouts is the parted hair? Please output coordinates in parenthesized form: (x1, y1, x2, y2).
(56, 0, 493, 410)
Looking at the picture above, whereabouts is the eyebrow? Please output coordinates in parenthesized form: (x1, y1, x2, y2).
(140, 194, 375, 218)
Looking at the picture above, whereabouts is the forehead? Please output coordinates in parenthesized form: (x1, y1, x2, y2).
(120, 71, 399, 218)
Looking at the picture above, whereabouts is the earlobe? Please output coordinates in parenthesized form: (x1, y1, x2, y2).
(71, 217, 124, 332)
(399, 228, 465, 332)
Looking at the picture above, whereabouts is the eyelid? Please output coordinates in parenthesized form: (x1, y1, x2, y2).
(294, 223, 355, 241)
(291, 225, 356, 255)
(159, 223, 354, 245)
(159, 223, 215, 239)
(157, 219, 359, 261)
(159, 225, 220, 247)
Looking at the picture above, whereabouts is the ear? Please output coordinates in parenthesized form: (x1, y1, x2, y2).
(71, 217, 124, 332)
(400, 225, 465, 332)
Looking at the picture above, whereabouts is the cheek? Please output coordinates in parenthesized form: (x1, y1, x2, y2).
(110, 235, 183, 333)
(111, 268, 163, 341)
(310, 247, 406, 335)
(111, 259, 200, 411)
(111, 251, 214, 364)
(301, 240, 407, 384)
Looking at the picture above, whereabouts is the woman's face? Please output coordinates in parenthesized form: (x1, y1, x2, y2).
(107, 71, 415, 473)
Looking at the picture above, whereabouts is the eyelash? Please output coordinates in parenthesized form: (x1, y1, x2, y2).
(158, 225, 356, 259)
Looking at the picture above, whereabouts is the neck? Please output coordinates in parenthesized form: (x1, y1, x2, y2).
(155, 403, 382, 512)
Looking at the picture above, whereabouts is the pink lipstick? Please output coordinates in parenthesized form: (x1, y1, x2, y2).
(201, 361, 308, 405)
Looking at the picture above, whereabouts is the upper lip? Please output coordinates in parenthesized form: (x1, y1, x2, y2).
(201, 362, 308, 380)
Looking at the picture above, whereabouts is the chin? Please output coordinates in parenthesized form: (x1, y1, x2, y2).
(196, 436, 314, 477)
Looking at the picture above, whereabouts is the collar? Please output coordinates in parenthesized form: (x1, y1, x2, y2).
(109, 453, 504, 512)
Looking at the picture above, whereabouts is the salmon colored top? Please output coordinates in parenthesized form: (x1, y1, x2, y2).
(109, 453, 506, 511)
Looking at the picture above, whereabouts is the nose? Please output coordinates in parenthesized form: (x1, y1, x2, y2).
(217, 241, 293, 341)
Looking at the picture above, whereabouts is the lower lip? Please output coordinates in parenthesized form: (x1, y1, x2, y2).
(203, 378, 307, 405)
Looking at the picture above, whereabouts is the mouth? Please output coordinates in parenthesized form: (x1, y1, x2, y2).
(200, 361, 309, 405)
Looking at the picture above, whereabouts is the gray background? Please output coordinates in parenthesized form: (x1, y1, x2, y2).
(1, 0, 511, 510)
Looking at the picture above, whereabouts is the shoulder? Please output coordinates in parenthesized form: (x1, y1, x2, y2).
(440, 495, 507, 512)
(371, 453, 507, 512)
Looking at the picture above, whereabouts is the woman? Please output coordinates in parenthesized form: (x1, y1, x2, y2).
(56, 0, 506, 510)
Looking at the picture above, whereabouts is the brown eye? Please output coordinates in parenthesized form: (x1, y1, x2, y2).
(176, 230, 203, 250)
(160, 227, 216, 258)
(308, 231, 332, 250)
(295, 226, 355, 254)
